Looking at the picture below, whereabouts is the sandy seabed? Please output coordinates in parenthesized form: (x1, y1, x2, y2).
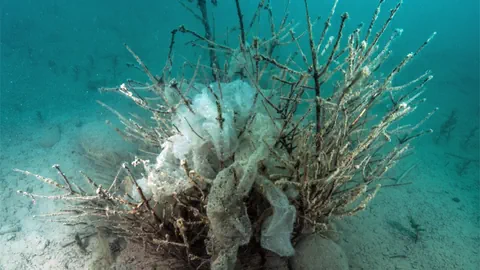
(0, 102, 478, 270)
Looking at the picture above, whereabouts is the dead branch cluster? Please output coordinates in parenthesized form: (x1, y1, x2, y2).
(16, 0, 436, 269)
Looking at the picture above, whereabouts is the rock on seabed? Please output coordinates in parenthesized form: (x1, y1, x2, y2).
(290, 234, 349, 270)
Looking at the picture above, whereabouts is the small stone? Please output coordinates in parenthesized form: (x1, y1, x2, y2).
(38, 125, 61, 148)
(324, 222, 341, 243)
(78, 122, 137, 166)
(290, 234, 349, 270)
(452, 197, 460, 203)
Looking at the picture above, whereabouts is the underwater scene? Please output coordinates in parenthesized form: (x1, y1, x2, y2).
(0, 0, 478, 269)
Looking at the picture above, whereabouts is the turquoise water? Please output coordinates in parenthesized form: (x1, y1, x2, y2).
(0, 0, 478, 269)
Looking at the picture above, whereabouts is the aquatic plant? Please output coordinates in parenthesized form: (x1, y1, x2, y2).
(15, 0, 436, 269)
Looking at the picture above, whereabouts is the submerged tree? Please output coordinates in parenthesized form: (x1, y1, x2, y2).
(16, 0, 436, 269)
